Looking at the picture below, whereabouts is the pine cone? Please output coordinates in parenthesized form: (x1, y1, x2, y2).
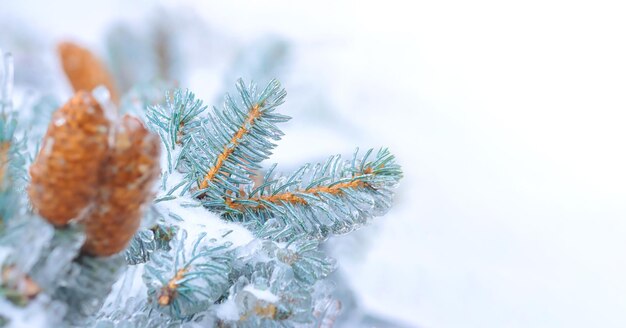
(58, 41, 119, 104)
(82, 115, 161, 257)
(28, 91, 110, 226)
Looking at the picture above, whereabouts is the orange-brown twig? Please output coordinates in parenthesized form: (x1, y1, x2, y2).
(226, 179, 368, 211)
(158, 267, 188, 306)
(198, 104, 262, 190)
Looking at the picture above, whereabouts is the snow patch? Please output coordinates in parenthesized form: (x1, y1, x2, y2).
(156, 195, 254, 249)
(242, 285, 279, 303)
(214, 298, 239, 321)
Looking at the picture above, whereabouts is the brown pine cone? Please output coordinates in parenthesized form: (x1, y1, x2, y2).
(58, 41, 119, 104)
(28, 91, 110, 226)
(82, 115, 161, 257)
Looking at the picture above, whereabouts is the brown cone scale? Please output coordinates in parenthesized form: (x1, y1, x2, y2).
(28, 91, 110, 226)
(58, 41, 119, 104)
(81, 115, 161, 257)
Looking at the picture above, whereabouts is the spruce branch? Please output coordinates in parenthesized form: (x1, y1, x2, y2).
(148, 79, 402, 242)
(144, 230, 232, 319)
(190, 79, 289, 195)
(277, 240, 336, 285)
(146, 88, 206, 151)
(145, 88, 207, 198)
(224, 148, 402, 240)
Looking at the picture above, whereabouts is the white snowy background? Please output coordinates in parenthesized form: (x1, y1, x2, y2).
(2, 0, 626, 327)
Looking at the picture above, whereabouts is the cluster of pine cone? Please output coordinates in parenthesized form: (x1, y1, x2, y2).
(28, 42, 160, 257)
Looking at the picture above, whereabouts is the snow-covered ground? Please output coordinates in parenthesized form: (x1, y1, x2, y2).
(2, 1, 626, 327)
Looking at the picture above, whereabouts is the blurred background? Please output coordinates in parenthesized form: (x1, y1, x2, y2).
(1, 0, 625, 327)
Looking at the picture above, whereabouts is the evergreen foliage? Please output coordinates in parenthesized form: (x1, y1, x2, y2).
(0, 43, 402, 326)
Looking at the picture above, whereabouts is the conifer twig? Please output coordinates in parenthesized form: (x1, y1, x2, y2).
(144, 231, 231, 318)
(157, 267, 187, 306)
(223, 148, 402, 240)
(225, 176, 369, 211)
(199, 102, 263, 190)
(189, 79, 288, 196)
